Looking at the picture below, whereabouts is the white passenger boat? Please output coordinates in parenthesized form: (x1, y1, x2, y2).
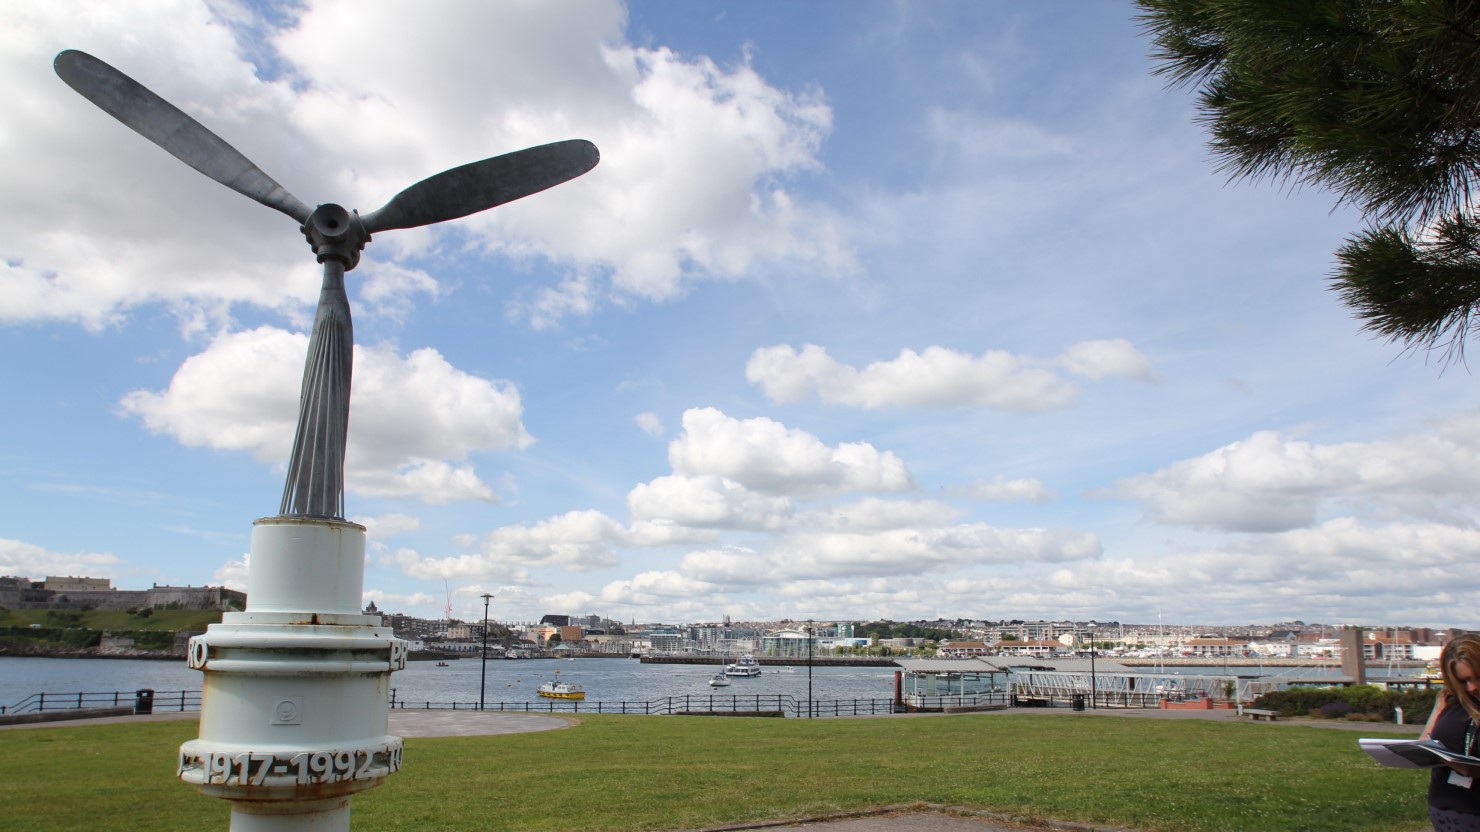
(724, 655, 762, 677)
(537, 680, 585, 700)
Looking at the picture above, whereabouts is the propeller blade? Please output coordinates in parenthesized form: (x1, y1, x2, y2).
(359, 139, 598, 234)
(54, 49, 311, 223)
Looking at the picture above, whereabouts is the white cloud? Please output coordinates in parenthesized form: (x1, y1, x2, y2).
(361, 589, 438, 611)
(627, 474, 793, 529)
(793, 497, 962, 531)
(0, 538, 122, 578)
(402, 510, 629, 579)
(932, 518, 1480, 624)
(675, 514, 1099, 587)
(1057, 338, 1155, 381)
(213, 554, 249, 592)
(598, 570, 720, 604)
(635, 411, 665, 437)
(746, 343, 1129, 411)
(2, 1, 853, 333)
(118, 327, 530, 504)
(351, 513, 421, 539)
(955, 476, 1055, 503)
(668, 407, 913, 497)
(1108, 414, 1480, 532)
(355, 259, 443, 322)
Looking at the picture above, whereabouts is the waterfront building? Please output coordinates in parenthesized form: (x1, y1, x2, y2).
(938, 640, 991, 658)
(997, 639, 1065, 658)
(895, 658, 1010, 710)
(1185, 637, 1246, 657)
(762, 628, 820, 658)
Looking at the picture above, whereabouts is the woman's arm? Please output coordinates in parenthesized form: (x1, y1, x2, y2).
(1421, 689, 1448, 741)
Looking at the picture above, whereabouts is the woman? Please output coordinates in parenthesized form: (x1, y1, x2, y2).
(1421, 633, 1480, 830)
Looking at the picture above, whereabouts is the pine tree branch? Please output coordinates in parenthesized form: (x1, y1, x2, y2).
(1332, 212, 1480, 360)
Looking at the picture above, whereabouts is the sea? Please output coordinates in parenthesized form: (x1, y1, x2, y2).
(0, 656, 905, 710)
(1, 654, 1418, 712)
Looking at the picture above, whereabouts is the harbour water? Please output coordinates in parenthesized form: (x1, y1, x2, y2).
(0, 656, 904, 710)
(0, 655, 1421, 712)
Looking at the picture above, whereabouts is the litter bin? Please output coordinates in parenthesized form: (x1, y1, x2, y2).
(134, 688, 155, 715)
(1072, 693, 1085, 711)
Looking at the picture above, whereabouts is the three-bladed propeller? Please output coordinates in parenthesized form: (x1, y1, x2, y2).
(54, 48, 599, 520)
(53, 48, 599, 247)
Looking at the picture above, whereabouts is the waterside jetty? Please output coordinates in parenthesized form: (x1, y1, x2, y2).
(640, 655, 896, 667)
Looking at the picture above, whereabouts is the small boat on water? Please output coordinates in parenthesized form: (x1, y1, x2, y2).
(708, 673, 731, 687)
(537, 680, 586, 700)
(724, 654, 762, 678)
(435, 661, 449, 667)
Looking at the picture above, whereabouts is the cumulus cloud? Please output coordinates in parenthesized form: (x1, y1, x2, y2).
(399, 510, 629, 579)
(213, 554, 249, 592)
(1108, 414, 1480, 532)
(746, 341, 1153, 411)
(1, 538, 123, 578)
(4, 1, 853, 332)
(118, 327, 530, 505)
(932, 518, 1480, 624)
(674, 512, 1099, 587)
(668, 407, 913, 497)
(628, 474, 793, 529)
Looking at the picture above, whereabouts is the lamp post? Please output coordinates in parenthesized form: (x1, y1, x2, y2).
(480, 593, 494, 711)
(806, 619, 814, 719)
(1089, 626, 1097, 710)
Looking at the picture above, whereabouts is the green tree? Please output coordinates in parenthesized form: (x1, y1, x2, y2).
(1137, 0, 1480, 356)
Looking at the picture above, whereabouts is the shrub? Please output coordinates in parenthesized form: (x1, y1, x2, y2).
(1320, 701, 1353, 719)
(1254, 685, 1441, 722)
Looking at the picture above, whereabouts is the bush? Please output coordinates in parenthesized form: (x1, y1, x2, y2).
(1254, 685, 1441, 722)
(1320, 701, 1353, 719)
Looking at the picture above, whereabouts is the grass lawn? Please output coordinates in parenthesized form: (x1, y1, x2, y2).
(0, 714, 1432, 832)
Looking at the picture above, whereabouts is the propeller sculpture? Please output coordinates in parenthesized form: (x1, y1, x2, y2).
(54, 49, 599, 519)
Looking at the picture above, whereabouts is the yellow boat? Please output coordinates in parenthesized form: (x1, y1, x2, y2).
(537, 680, 585, 700)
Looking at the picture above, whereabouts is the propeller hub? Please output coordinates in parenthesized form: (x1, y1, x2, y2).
(303, 203, 369, 270)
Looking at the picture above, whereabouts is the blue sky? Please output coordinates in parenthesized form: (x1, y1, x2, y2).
(4, 1, 1479, 628)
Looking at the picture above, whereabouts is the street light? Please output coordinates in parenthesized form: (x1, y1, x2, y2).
(480, 593, 494, 710)
(806, 619, 814, 719)
(1089, 625, 1097, 710)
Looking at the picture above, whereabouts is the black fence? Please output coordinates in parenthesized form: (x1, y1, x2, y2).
(1, 689, 201, 715)
(1012, 691, 1177, 710)
(388, 691, 906, 717)
(5, 688, 1165, 718)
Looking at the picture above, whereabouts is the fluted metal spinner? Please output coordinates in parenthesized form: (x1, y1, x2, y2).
(54, 48, 597, 831)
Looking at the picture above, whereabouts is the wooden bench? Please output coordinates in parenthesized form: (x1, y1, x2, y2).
(1245, 708, 1279, 721)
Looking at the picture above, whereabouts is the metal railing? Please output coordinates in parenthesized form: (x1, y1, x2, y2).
(388, 691, 906, 718)
(1, 689, 201, 715)
(6, 687, 1180, 718)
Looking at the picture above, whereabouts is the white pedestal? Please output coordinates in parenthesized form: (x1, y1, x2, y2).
(179, 517, 406, 829)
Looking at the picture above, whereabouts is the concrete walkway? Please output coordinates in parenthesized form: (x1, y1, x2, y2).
(0, 707, 574, 736)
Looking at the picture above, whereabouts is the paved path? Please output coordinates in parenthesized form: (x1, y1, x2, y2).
(0, 708, 573, 736)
